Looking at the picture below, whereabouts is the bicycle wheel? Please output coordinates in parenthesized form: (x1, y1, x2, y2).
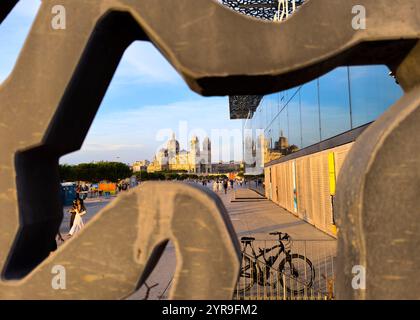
(234, 256, 256, 295)
(278, 254, 315, 295)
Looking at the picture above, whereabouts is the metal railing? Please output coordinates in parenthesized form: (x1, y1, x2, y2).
(139, 239, 336, 300)
(234, 239, 336, 300)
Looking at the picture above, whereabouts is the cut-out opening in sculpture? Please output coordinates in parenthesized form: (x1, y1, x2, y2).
(2, 9, 148, 280)
(2, 6, 242, 281)
(127, 239, 177, 300)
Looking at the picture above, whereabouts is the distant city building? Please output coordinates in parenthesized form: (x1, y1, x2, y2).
(263, 131, 299, 164)
(211, 161, 241, 174)
(147, 134, 212, 174)
(132, 160, 150, 172)
(237, 65, 403, 237)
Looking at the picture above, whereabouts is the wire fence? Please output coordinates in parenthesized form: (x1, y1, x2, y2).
(234, 239, 336, 300)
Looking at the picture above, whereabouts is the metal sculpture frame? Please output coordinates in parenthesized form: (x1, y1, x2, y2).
(0, 0, 419, 299)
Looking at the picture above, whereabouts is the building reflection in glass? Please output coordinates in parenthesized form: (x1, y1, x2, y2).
(244, 65, 403, 174)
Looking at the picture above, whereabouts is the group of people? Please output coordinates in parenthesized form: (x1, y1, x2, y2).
(117, 182, 130, 192)
(53, 197, 87, 251)
(63, 179, 134, 241)
(75, 184, 89, 200)
(212, 179, 235, 194)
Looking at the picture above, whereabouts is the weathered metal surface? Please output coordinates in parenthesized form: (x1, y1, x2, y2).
(0, 182, 240, 299)
(335, 43, 420, 299)
(3, 1, 418, 95)
(0, 0, 419, 299)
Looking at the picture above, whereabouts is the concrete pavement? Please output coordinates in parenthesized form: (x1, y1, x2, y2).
(227, 187, 334, 241)
(129, 182, 336, 299)
(57, 183, 336, 299)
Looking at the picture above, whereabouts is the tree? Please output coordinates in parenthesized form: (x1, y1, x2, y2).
(59, 164, 74, 182)
(59, 161, 132, 183)
(134, 171, 149, 181)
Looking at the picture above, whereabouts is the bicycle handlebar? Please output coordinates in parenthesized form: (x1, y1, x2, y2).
(269, 231, 290, 240)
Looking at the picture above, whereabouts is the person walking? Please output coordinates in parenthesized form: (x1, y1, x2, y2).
(68, 198, 86, 236)
(68, 200, 77, 229)
(212, 180, 218, 193)
(223, 180, 228, 194)
(75, 184, 80, 200)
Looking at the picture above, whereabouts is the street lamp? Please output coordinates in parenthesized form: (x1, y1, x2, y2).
(116, 156, 120, 177)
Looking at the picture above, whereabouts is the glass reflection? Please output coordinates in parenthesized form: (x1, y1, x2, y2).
(350, 65, 403, 128)
(243, 65, 403, 174)
(300, 79, 320, 148)
(319, 67, 351, 140)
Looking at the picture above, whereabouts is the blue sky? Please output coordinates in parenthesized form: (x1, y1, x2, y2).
(1, 1, 403, 167)
(0, 0, 243, 165)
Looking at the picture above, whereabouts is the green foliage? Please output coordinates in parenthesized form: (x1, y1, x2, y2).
(134, 171, 165, 181)
(134, 171, 149, 181)
(132, 171, 208, 181)
(244, 173, 264, 181)
(59, 162, 132, 183)
(164, 172, 179, 180)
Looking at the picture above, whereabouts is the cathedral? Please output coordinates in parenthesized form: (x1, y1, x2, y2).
(147, 133, 212, 174)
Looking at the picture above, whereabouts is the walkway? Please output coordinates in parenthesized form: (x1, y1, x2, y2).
(129, 183, 337, 300)
(226, 187, 333, 240)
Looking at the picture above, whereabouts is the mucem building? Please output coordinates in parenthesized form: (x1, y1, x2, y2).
(225, 1, 403, 237)
(239, 66, 403, 237)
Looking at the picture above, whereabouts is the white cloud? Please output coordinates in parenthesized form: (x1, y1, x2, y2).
(61, 98, 243, 164)
(83, 143, 145, 152)
(115, 42, 182, 84)
(0, 3, 178, 86)
(2, 1, 244, 166)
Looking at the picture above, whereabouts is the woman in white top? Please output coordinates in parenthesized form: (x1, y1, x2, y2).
(68, 198, 86, 236)
(212, 180, 218, 192)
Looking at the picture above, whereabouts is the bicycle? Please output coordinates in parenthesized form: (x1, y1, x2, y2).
(235, 232, 315, 295)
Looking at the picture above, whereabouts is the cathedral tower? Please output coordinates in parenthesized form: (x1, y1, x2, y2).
(202, 137, 212, 173)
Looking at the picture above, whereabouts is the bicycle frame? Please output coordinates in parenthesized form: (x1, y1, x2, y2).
(237, 235, 316, 296)
(241, 239, 290, 277)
